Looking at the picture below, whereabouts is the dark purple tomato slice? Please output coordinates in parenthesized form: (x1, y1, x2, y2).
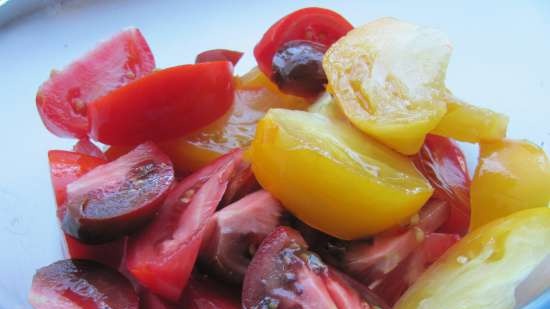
(29, 259, 138, 309)
(272, 40, 328, 97)
(125, 149, 243, 301)
(200, 190, 284, 283)
(242, 226, 389, 309)
(61, 142, 174, 244)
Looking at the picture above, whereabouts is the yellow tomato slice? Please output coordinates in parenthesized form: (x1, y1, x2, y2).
(323, 17, 451, 155)
(395, 207, 550, 309)
(248, 108, 433, 240)
(470, 139, 550, 230)
(156, 69, 310, 172)
(431, 94, 509, 143)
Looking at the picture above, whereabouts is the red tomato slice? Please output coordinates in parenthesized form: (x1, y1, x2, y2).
(48, 150, 106, 206)
(88, 61, 235, 145)
(254, 7, 353, 77)
(125, 149, 243, 301)
(200, 190, 283, 283)
(220, 160, 259, 207)
(372, 233, 460, 306)
(48, 150, 125, 268)
(413, 134, 471, 235)
(195, 49, 243, 66)
(36, 28, 155, 138)
(180, 275, 241, 309)
(73, 139, 106, 160)
(62, 142, 175, 244)
(242, 226, 388, 309)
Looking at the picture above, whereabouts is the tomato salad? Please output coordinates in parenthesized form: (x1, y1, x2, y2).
(30, 8, 550, 309)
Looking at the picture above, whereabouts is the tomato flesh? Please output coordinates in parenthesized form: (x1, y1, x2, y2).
(125, 149, 243, 301)
(36, 28, 155, 138)
(254, 7, 352, 77)
(413, 135, 471, 235)
(88, 61, 234, 145)
(196, 49, 243, 66)
(62, 142, 174, 244)
(200, 190, 284, 283)
(29, 259, 138, 309)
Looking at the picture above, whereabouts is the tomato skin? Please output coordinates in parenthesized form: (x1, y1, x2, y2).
(254, 7, 352, 77)
(125, 149, 243, 301)
(29, 259, 139, 309)
(88, 61, 235, 145)
(413, 135, 471, 235)
(36, 28, 155, 138)
(196, 49, 243, 66)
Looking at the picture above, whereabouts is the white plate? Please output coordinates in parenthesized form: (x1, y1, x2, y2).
(1, 0, 549, 308)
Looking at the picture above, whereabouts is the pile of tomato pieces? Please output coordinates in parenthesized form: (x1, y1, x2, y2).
(30, 6, 550, 309)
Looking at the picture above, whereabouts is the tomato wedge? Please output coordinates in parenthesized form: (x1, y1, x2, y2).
(242, 226, 389, 309)
(196, 49, 243, 66)
(254, 7, 353, 77)
(88, 61, 235, 145)
(36, 28, 155, 138)
(372, 233, 460, 306)
(29, 259, 138, 309)
(413, 135, 471, 235)
(125, 149, 243, 301)
(200, 190, 284, 283)
(62, 142, 174, 244)
(343, 200, 450, 284)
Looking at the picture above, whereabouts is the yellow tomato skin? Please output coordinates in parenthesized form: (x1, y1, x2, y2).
(323, 18, 451, 155)
(470, 139, 550, 229)
(432, 95, 509, 143)
(248, 109, 433, 240)
(395, 207, 550, 309)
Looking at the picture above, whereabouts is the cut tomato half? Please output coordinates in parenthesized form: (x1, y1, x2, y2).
(254, 7, 352, 77)
(62, 142, 175, 244)
(125, 149, 243, 301)
(36, 28, 155, 138)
